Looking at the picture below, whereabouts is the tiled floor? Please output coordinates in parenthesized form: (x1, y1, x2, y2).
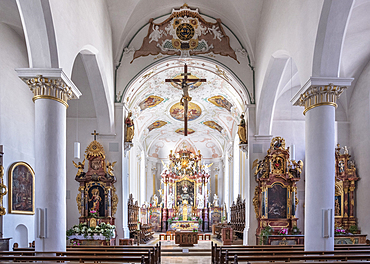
(161, 256, 211, 263)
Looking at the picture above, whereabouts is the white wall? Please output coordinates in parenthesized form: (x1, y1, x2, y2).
(0, 22, 36, 248)
(349, 59, 370, 236)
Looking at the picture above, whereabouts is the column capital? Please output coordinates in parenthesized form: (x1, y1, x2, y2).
(291, 77, 353, 115)
(16, 68, 81, 108)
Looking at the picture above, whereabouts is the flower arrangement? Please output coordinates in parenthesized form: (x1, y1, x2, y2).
(278, 228, 288, 236)
(348, 225, 358, 234)
(88, 210, 98, 218)
(70, 241, 80, 246)
(66, 222, 115, 240)
(335, 227, 346, 235)
(192, 228, 198, 232)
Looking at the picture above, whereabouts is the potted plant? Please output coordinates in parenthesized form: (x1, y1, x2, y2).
(291, 226, 300, 235)
(348, 225, 359, 234)
(259, 225, 273, 245)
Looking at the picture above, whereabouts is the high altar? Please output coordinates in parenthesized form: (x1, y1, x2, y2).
(161, 144, 211, 231)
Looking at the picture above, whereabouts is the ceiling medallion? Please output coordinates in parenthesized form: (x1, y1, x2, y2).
(175, 128, 195, 135)
(170, 102, 202, 121)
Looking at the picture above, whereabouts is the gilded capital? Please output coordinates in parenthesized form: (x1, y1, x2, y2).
(22, 75, 74, 108)
(16, 68, 81, 108)
(298, 84, 346, 115)
(291, 77, 353, 115)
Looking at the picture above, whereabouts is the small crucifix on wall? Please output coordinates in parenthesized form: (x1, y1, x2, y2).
(165, 64, 206, 136)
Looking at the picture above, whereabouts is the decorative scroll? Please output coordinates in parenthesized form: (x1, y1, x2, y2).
(131, 4, 238, 63)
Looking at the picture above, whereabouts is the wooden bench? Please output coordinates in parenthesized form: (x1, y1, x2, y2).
(67, 243, 161, 264)
(211, 242, 370, 264)
(0, 254, 149, 263)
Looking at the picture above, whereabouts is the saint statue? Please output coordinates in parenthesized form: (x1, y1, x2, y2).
(167, 192, 174, 208)
(237, 113, 247, 144)
(213, 193, 220, 207)
(125, 112, 134, 142)
(152, 194, 158, 207)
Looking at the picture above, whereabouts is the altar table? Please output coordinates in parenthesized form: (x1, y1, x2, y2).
(175, 231, 198, 246)
(169, 220, 199, 231)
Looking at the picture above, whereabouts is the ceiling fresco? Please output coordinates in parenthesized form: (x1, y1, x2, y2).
(123, 58, 248, 160)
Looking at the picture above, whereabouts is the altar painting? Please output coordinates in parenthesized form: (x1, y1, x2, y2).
(175, 180, 195, 207)
(88, 185, 105, 217)
(267, 183, 287, 219)
(149, 207, 161, 231)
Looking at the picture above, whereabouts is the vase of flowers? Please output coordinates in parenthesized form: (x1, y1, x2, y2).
(67, 222, 116, 240)
(335, 227, 346, 235)
(278, 228, 288, 235)
(88, 210, 98, 218)
(291, 226, 300, 235)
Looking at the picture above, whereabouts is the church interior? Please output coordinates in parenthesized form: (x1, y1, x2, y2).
(1, 0, 370, 262)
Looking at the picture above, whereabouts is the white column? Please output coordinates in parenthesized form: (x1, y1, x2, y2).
(122, 109, 131, 238)
(16, 69, 81, 252)
(305, 105, 335, 250)
(291, 77, 353, 251)
(243, 151, 250, 245)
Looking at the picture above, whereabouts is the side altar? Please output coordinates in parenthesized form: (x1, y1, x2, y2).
(73, 133, 119, 226)
(160, 144, 211, 231)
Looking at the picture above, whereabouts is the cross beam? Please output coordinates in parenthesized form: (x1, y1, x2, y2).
(165, 64, 206, 136)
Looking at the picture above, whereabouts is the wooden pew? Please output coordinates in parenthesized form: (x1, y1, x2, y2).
(0, 254, 149, 263)
(67, 243, 161, 264)
(211, 242, 370, 264)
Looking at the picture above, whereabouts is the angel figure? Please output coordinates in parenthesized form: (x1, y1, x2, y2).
(106, 161, 117, 176)
(72, 159, 85, 177)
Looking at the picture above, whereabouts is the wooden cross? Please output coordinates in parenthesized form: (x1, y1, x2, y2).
(91, 130, 99, 140)
(165, 64, 206, 136)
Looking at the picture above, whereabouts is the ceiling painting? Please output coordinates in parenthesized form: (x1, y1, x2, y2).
(169, 102, 202, 121)
(139, 95, 164, 111)
(131, 4, 238, 63)
(148, 120, 168, 132)
(203, 120, 223, 133)
(175, 128, 195, 135)
(208, 95, 233, 112)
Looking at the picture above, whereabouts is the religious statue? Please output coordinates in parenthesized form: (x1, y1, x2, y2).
(213, 193, 220, 207)
(339, 160, 345, 173)
(343, 146, 349, 155)
(197, 194, 205, 209)
(125, 112, 134, 142)
(106, 161, 117, 176)
(167, 192, 174, 208)
(151, 194, 158, 207)
(72, 158, 85, 177)
(182, 199, 189, 220)
(89, 188, 102, 216)
(335, 198, 340, 216)
(237, 113, 247, 144)
(158, 188, 164, 207)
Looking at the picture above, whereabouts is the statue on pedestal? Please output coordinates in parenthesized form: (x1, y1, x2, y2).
(213, 193, 219, 207)
(237, 113, 247, 144)
(151, 194, 158, 207)
(125, 112, 134, 142)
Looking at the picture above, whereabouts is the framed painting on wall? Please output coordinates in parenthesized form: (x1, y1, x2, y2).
(8, 162, 35, 214)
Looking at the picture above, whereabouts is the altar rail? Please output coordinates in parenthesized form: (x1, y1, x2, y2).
(211, 242, 370, 264)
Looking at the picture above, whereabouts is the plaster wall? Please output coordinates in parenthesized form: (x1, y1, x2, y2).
(48, 0, 114, 123)
(254, 1, 324, 107)
(0, 22, 35, 248)
(349, 58, 370, 236)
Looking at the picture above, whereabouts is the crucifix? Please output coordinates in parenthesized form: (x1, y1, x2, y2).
(165, 64, 206, 136)
(91, 130, 99, 140)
